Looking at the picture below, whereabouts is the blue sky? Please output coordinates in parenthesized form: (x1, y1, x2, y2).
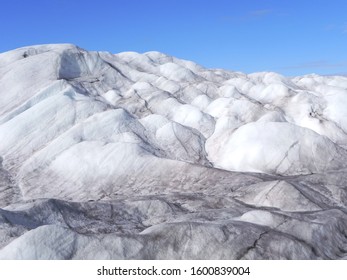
(1, 0, 346, 76)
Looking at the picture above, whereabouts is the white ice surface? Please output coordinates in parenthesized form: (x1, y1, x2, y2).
(0, 44, 347, 259)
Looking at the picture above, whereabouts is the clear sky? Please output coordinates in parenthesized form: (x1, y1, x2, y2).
(1, 0, 346, 76)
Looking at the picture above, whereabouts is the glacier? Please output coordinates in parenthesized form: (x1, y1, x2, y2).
(0, 44, 346, 259)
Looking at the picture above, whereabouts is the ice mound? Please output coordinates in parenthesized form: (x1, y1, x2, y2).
(0, 44, 347, 259)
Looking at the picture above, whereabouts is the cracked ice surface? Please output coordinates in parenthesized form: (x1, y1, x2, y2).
(0, 44, 346, 259)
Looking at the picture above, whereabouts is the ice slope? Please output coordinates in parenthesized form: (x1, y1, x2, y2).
(0, 44, 347, 259)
